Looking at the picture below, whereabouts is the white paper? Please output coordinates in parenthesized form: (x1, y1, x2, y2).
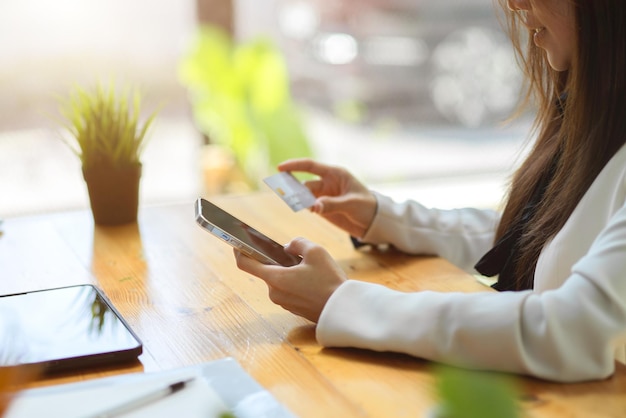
(6, 371, 227, 418)
(4, 358, 294, 418)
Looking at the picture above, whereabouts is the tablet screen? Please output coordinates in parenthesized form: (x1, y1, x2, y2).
(0, 284, 142, 373)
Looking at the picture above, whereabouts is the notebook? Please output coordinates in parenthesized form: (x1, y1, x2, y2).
(5, 358, 295, 418)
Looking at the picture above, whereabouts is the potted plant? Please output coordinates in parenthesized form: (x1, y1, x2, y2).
(56, 82, 158, 225)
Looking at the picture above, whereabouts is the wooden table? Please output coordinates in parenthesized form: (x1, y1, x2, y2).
(2, 192, 626, 417)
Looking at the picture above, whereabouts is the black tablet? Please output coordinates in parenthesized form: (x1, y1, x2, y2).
(0, 284, 142, 374)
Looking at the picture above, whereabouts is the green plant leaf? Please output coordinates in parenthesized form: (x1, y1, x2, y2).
(236, 38, 288, 113)
(179, 24, 313, 188)
(258, 105, 312, 169)
(435, 365, 520, 418)
(56, 81, 158, 169)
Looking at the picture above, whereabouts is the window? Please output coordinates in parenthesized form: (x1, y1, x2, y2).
(237, 0, 531, 208)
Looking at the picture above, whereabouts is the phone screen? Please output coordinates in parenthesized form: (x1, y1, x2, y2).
(196, 198, 301, 267)
(0, 284, 142, 373)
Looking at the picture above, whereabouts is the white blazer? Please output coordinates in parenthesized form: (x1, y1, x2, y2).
(316, 144, 626, 382)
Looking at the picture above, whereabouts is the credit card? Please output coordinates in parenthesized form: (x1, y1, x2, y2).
(263, 172, 316, 212)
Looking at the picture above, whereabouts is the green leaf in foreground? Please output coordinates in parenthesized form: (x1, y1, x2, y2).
(434, 365, 520, 418)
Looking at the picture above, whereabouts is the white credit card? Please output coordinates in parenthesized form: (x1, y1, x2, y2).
(263, 172, 316, 212)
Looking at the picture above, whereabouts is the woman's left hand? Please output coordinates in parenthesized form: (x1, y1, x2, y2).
(234, 237, 347, 323)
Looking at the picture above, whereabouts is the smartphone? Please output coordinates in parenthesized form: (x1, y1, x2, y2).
(195, 197, 302, 267)
(0, 284, 142, 374)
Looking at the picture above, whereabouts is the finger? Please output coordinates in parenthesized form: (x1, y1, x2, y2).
(316, 194, 356, 214)
(285, 236, 317, 256)
(233, 248, 279, 279)
(303, 179, 324, 196)
(285, 237, 329, 263)
(278, 158, 333, 177)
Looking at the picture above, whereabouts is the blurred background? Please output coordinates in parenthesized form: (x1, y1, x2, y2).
(0, 0, 532, 218)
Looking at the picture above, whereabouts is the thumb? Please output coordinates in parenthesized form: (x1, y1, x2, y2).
(285, 236, 315, 255)
(317, 194, 356, 215)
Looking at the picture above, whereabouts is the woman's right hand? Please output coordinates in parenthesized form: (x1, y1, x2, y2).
(278, 158, 377, 238)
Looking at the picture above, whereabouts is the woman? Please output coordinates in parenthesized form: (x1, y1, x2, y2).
(235, 0, 626, 382)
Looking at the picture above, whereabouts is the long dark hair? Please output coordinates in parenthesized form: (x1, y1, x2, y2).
(496, 0, 626, 289)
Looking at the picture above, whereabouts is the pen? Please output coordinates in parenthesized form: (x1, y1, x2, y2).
(85, 377, 196, 418)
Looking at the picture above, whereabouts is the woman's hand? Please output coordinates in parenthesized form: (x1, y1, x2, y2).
(234, 237, 347, 323)
(278, 158, 377, 238)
